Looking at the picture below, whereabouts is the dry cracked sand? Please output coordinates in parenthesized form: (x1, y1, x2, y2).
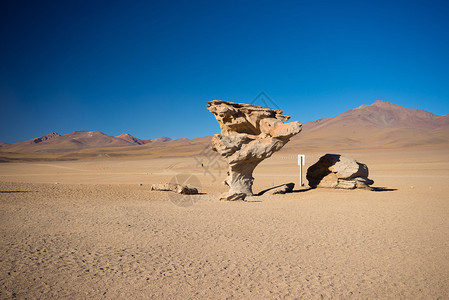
(1, 147, 448, 298)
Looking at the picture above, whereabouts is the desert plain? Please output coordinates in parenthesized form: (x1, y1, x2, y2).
(1, 145, 448, 299)
(1, 101, 449, 298)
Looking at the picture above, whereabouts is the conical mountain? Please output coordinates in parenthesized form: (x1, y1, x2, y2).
(116, 133, 147, 145)
(288, 100, 449, 150)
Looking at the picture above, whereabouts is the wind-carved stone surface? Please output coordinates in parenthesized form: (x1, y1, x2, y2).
(306, 154, 374, 190)
(207, 100, 302, 200)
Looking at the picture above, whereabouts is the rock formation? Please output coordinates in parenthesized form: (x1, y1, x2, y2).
(28, 132, 61, 144)
(306, 154, 374, 189)
(207, 100, 302, 200)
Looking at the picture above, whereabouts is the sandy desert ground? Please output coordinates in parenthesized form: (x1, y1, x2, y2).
(1, 146, 448, 298)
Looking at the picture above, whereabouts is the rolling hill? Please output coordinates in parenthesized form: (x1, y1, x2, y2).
(3, 131, 135, 153)
(1, 131, 179, 154)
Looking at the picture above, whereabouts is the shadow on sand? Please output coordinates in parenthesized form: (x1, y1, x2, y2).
(371, 187, 398, 192)
(291, 187, 313, 193)
(256, 185, 397, 195)
(0, 191, 35, 194)
(245, 184, 396, 200)
(256, 184, 313, 196)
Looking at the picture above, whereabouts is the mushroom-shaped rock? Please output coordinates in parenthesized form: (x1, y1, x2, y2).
(207, 100, 302, 200)
(306, 154, 374, 189)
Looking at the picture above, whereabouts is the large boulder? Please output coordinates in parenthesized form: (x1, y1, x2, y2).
(306, 154, 374, 189)
(207, 100, 302, 200)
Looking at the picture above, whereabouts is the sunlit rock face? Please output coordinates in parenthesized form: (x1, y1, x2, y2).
(207, 100, 302, 200)
(306, 154, 374, 190)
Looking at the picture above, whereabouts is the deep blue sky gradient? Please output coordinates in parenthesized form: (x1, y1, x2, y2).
(1, 0, 448, 143)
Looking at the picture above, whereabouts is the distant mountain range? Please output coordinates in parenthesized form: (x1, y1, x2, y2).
(115, 133, 178, 145)
(1, 100, 448, 161)
(0, 131, 176, 153)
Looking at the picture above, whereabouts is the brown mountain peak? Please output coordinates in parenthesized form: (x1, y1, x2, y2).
(304, 99, 447, 137)
(355, 100, 401, 111)
(116, 133, 146, 145)
(372, 99, 394, 106)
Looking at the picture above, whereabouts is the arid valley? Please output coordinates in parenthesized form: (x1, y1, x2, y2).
(1, 101, 449, 298)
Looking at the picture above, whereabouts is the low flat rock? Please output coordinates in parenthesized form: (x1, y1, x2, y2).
(265, 183, 295, 195)
(219, 192, 246, 201)
(150, 183, 198, 195)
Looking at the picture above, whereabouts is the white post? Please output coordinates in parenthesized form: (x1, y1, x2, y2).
(298, 155, 305, 187)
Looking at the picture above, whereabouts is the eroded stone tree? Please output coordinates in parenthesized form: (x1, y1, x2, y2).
(207, 100, 302, 200)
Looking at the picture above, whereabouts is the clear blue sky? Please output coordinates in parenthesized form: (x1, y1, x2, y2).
(1, 0, 448, 143)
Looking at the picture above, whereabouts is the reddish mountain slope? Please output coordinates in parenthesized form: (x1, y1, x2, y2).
(116, 133, 147, 145)
(288, 100, 449, 150)
(305, 100, 448, 131)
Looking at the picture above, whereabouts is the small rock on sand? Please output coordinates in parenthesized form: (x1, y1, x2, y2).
(150, 183, 198, 195)
(265, 183, 295, 195)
